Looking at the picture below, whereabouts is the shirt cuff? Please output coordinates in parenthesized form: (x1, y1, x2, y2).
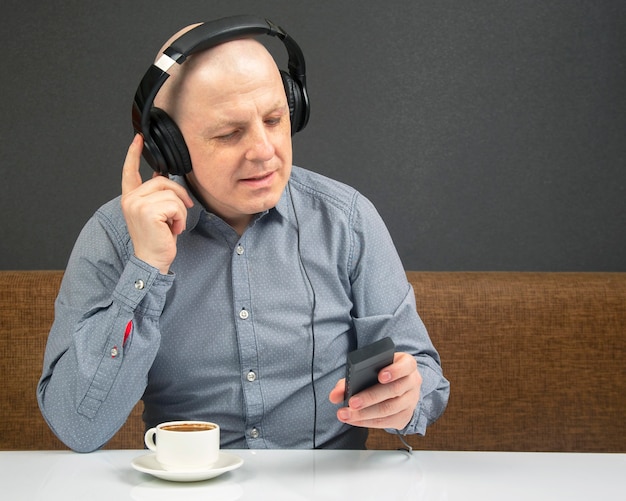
(385, 399, 427, 436)
(112, 255, 174, 315)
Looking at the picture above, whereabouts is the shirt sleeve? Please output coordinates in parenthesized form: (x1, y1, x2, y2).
(348, 193, 450, 436)
(37, 207, 174, 452)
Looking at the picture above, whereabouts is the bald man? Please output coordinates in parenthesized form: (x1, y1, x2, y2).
(38, 19, 449, 452)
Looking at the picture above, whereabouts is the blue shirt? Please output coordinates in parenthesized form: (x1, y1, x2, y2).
(37, 166, 449, 452)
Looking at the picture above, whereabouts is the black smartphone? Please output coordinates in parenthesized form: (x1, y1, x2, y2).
(344, 337, 395, 405)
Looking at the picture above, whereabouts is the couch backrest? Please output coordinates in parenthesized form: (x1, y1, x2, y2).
(368, 272, 626, 452)
(1, 270, 625, 451)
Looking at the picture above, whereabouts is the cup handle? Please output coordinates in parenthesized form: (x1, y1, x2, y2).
(144, 428, 158, 451)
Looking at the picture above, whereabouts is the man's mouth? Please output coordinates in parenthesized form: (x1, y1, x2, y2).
(240, 171, 275, 187)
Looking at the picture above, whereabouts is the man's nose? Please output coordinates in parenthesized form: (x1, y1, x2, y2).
(245, 124, 275, 162)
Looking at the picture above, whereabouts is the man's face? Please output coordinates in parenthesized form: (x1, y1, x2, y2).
(171, 40, 293, 233)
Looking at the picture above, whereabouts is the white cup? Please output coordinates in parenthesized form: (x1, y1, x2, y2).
(144, 421, 220, 471)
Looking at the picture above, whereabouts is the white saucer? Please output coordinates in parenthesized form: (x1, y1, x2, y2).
(131, 451, 243, 482)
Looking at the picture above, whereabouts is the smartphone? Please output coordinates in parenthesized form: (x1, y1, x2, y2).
(344, 337, 395, 405)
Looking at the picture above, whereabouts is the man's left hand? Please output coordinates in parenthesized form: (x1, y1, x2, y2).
(328, 352, 422, 430)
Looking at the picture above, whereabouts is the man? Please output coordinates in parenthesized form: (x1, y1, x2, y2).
(37, 18, 449, 452)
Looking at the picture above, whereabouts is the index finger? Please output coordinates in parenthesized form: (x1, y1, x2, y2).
(378, 352, 417, 384)
(121, 134, 144, 195)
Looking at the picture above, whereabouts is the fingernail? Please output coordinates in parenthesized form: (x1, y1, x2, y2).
(338, 409, 350, 421)
(380, 371, 392, 383)
(350, 397, 363, 409)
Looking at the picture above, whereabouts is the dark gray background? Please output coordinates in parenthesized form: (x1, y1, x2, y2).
(2, 1, 625, 271)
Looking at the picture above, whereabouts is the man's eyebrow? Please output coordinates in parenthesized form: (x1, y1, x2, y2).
(199, 117, 246, 138)
(209, 118, 247, 131)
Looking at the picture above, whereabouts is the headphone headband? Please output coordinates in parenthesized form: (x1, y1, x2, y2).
(132, 15, 310, 175)
(164, 16, 280, 63)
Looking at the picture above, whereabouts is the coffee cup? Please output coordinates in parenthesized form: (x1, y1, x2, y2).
(144, 421, 220, 471)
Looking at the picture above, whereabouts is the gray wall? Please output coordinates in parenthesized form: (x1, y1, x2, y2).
(2, 1, 625, 271)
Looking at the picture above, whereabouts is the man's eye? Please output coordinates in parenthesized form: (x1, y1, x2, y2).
(216, 130, 240, 142)
(265, 117, 282, 127)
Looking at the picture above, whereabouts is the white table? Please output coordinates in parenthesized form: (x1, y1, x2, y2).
(1, 449, 624, 500)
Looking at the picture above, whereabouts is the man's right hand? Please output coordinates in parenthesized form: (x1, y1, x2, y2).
(121, 135, 194, 274)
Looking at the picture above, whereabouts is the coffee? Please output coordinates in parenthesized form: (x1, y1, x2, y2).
(161, 423, 216, 432)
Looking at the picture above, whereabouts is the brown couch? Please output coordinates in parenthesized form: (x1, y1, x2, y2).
(1, 270, 625, 452)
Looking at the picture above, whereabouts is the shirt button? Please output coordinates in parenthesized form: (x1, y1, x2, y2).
(134, 279, 145, 290)
(236, 245, 244, 255)
(239, 309, 249, 320)
(250, 428, 260, 439)
(246, 371, 257, 382)
(110, 346, 119, 358)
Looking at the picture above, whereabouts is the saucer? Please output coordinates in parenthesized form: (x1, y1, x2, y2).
(131, 452, 243, 482)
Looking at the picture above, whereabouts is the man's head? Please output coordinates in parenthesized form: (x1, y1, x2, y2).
(133, 17, 309, 233)
(155, 36, 293, 232)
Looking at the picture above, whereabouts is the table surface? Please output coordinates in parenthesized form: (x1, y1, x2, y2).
(1, 448, 625, 500)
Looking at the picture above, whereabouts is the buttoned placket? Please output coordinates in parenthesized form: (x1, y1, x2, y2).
(230, 234, 265, 447)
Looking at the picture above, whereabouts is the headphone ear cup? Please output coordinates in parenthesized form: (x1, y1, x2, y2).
(149, 108, 193, 176)
(280, 70, 305, 135)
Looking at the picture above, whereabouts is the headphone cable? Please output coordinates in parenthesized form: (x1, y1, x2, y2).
(288, 181, 318, 449)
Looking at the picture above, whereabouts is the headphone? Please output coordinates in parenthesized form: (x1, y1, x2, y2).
(132, 15, 310, 176)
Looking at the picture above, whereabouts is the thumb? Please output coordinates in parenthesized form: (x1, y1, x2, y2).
(329, 378, 346, 405)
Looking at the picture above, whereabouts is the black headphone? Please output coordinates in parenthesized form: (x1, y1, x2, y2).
(132, 15, 310, 176)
